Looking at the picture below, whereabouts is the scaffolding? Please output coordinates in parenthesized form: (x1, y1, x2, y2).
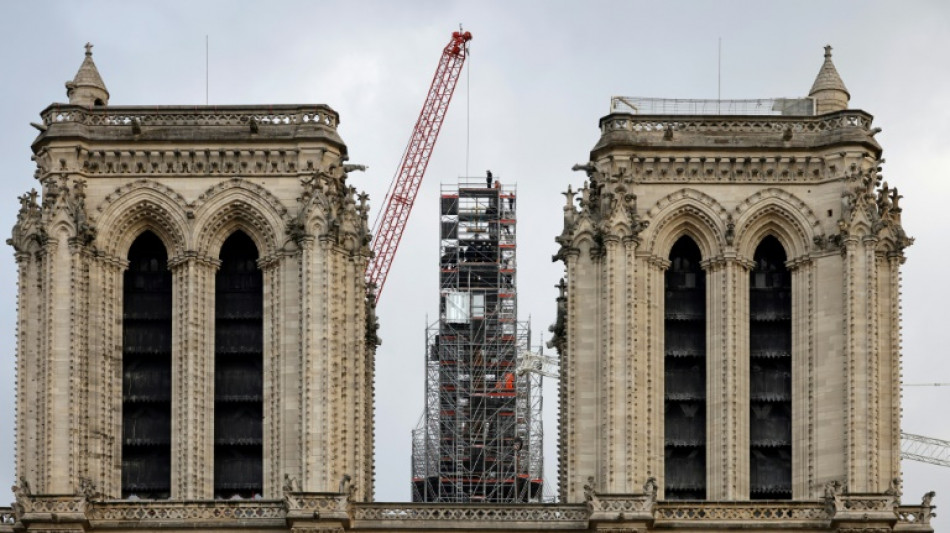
(411, 177, 544, 502)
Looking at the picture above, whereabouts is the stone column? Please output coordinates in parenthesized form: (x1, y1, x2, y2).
(842, 234, 878, 493)
(260, 254, 283, 497)
(882, 254, 903, 487)
(89, 255, 125, 498)
(622, 235, 641, 492)
(602, 234, 625, 491)
(44, 230, 82, 493)
(704, 255, 750, 500)
(14, 249, 40, 490)
(299, 236, 328, 491)
(560, 243, 602, 503)
(790, 257, 815, 499)
(734, 258, 751, 500)
(169, 254, 219, 499)
(644, 256, 667, 497)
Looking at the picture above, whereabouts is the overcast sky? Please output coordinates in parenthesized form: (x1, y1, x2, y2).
(0, 0, 948, 518)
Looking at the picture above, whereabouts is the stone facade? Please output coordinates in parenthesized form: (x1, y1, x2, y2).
(551, 46, 927, 528)
(3, 46, 935, 533)
(9, 49, 377, 504)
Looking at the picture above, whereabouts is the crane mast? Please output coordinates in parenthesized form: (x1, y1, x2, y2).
(367, 30, 472, 301)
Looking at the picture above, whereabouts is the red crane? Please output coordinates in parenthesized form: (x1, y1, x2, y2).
(367, 29, 473, 302)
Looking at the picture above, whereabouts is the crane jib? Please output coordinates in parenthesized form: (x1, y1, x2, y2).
(366, 30, 472, 301)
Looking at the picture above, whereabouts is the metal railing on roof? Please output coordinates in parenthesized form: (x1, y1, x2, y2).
(610, 97, 816, 116)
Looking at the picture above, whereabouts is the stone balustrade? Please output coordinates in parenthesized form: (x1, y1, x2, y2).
(40, 104, 339, 130)
(0, 498, 933, 532)
(600, 110, 873, 136)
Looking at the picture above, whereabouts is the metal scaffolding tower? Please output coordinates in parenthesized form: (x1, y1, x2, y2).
(411, 177, 543, 502)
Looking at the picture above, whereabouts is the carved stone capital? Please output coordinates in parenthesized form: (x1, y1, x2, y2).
(167, 251, 220, 270)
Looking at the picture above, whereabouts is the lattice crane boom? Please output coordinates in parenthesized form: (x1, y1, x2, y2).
(367, 30, 472, 302)
(901, 432, 950, 467)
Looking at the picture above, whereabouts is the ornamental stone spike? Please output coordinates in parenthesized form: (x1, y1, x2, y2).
(65, 42, 110, 107)
(809, 45, 849, 114)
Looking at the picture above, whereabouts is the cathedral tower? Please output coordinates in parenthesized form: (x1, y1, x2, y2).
(554, 47, 913, 506)
(10, 46, 378, 504)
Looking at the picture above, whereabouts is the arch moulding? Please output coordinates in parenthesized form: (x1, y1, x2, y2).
(93, 179, 190, 260)
(733, 189, 818, 261)
(192, 178, 290, 259)
(645, 188, 728, 261)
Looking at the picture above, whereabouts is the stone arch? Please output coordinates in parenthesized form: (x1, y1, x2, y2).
(193, 179, 289, 260)
(646, 189, 728, 261)
(734, 189, 816, 261)
(94, 179, 190, 260)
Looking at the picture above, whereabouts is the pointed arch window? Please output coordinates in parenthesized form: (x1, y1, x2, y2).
(664, 236, 706, 500)
(749, 236, 792, 499)
(122, 231, 172, 499)
(214, 231, 263, 499)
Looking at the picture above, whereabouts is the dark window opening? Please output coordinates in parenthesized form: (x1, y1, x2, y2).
(214, 231, 263, 499)
(749, 236, 792, 499)
(122, 231, 172, 499)
(664, 236, 706, 500)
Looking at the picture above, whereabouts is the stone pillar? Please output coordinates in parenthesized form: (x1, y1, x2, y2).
(89, 256, 125, 498)
(300, 236, 327, 491)
(704, 255, 750, 500)
(842, 234, 879, 493)
(279, 245, 303, 490)
(622, 235, 641, 492)
(14, 249, 40, 491)
(790, 258, 815, 499)
(260, 254, 283, 497)
(560, 243, 603, 503)
(44, 230, 80, 493)
(169, 254, 218, 499)
(882, 254, 903, 487)
(602, 235, 625, 491)
(645, 257, 667, 498)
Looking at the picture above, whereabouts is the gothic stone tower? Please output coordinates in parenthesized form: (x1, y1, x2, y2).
(9, 46, 377, 507)
(554, 47, 916, 512)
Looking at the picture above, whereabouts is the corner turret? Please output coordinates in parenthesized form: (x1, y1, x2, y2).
(65, 43, 109, 107)
(809, 45, 849, 114)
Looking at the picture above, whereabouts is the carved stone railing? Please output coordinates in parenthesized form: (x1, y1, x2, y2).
(285, 492, 350, 520)
(350, 504, 589, 529)
(40, 104, 339, 130)
(588, 493, 654, 521)
(17, 494, 87, 515)
(4, 497, 931, 531)
(654, 501, 832, 525)
(835, 494, 895, 513)
(0, 507, 14, 526)
(87, 500, 287, 524)
(895, 504, 935, 530)
(600, 110, 873, 136)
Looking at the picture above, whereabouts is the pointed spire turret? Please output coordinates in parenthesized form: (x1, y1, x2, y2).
(809, 45, 849, 114)
(65, 43, 109, 107)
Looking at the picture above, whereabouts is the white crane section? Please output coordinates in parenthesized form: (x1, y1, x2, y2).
(901, 432, 950, 467)
(517, 351, 560, 380)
